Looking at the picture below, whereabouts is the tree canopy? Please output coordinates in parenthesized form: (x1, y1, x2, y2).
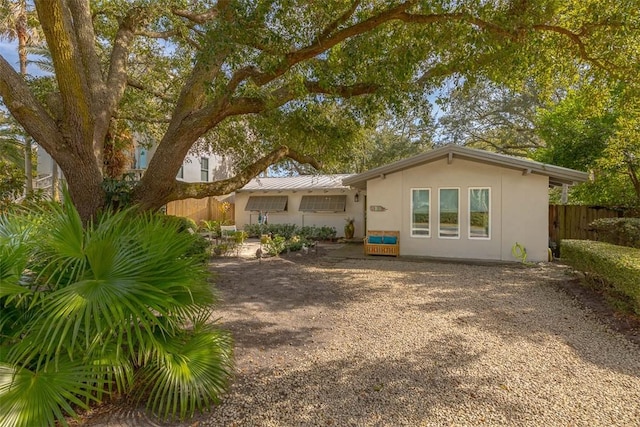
(534, 85, 640, 206)
(0, 0, 638, 219)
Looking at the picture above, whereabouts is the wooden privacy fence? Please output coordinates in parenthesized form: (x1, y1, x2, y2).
(549, 204, 624, 243)
(166, 197, 235, 224)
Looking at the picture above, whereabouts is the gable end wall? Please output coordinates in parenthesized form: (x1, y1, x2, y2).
(365, 158, 549, 261)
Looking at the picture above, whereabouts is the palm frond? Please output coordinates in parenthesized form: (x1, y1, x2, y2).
(0, 356, 104, 427)
(32, 199, 87, 289)
(0, 197, 232, 422)
(134, 326, 233, 420)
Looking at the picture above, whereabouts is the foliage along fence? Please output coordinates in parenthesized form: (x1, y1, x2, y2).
(549, 204, 625, 243)
(166, 197, 235, 224)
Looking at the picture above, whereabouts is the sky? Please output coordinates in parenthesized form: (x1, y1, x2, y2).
(0, 41, 20, 69)
(0, 40, 48, 76)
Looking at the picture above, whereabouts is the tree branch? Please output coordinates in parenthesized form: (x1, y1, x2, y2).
(250, 2, 415, 87)
(35, 0, 94, 150)
(112, 112, 171, 123)
(0, 55, 64, 156)
(398, 12, 518, 40)
(169, 145, 322, 201)
(319, 0, 361, 40)
(135, 29, 180, 38)
(532, 24, 611, 73)
(303, 80, 379, 97)
(207, 79, 379, 126)
(171, 7, 219, 24)
(67, 0, 105, 106)
(127, 78, 175, 103)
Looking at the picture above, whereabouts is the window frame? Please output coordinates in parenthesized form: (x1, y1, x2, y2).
(468, 187, 491, 240)
(410, 188, 431, 238)
(200, 157, 209, 182)
(438, 187, 460, 239)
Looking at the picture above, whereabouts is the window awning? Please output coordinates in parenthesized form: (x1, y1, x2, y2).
(245, 196, 288, 212)
(299, 195, 347, 212)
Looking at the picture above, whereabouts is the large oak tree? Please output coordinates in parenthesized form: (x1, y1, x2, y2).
(0, 0, 638, 220)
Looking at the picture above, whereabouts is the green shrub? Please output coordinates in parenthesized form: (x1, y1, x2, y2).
(243, 223, 267, 238)
(285, 235, 308, 252)
(298, 225, 337, 241)
(589, 217, 640, 249)
(263, 234, 287, 256)
(199, 219, 222, 236)
(164, 215, 198, 234)
(0, 200, 233, 426)
(244, 223, 337, 241)
(561, 239, 640, 314)
(265, 223, 297, 239)
(163, 215, 209, 261)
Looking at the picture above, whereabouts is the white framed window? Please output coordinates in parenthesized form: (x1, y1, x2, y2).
(410, 188, 430, 237)
(200, 157, 209, 182)
(469, 187, 491, 239)
(439, 188, 459, 239)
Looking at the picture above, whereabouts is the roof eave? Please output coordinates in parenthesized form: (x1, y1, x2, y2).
(342, 145, 589, 188)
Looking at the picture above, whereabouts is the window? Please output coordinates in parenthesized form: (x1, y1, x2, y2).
(411, 188, 430, 237)
(177, 165, 184, 179)
(244, 196, 288, 212)
(136, 148, 147, 169)
(469, 188, 490, 239)
(200, 157, 209, 182)
(299, 195, 347, 212)
(439, 188, 459, 238)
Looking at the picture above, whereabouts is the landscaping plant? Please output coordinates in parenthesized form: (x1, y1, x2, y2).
(589, 218, 640, 249)
(0, 200, 233, 426)
(263, 234, 287, 256)
(561, 239, 640, 315)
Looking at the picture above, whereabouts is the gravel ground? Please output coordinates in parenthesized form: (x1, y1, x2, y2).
(85, 247, 640, 427)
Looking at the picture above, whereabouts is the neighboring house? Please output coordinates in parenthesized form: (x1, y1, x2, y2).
(131, 142, 234, 183)
(37, 140, 234, 184)
(343, 144, 589, 262)
(235, 174, 364, 238)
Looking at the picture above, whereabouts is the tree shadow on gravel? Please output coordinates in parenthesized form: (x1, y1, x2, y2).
(212, 256, 639, 378)
(211, 256, 389, 312)
(393, 262, 640, 378)
(195, 337, 536, 426)
(82, 336, 507, 426)
(221, 318, 323, 351)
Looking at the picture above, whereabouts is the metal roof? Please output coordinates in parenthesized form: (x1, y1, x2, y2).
(237, 174, 354, 192)
(342, 144, 589, 189)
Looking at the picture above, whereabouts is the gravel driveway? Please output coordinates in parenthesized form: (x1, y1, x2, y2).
(87, 249, 640, 426)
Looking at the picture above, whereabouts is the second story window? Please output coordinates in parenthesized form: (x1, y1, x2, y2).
(200, 157, 209, 182)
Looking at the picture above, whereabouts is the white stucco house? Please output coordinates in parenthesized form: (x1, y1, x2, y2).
(343, 144, 589, 262)
(234, 174, 365, 238)
(37, 139, 233, 185)
(130, 142, 235, 183)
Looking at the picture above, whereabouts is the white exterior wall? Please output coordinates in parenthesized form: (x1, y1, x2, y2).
(366, 158, 549, 262)
(235, 189, 365, 238)
(177, 154, 234, 183)
(500, 171, 549, 262)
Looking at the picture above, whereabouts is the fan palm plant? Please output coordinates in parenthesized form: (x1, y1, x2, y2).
(0, 199, 233, 427)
